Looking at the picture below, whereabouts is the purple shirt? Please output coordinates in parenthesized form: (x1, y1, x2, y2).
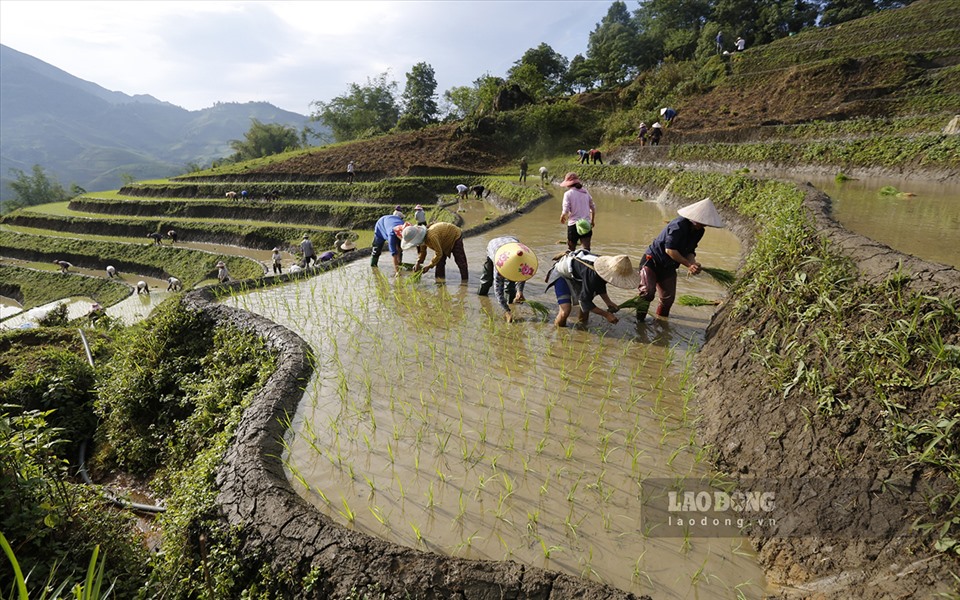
(561, 187, 595, 223)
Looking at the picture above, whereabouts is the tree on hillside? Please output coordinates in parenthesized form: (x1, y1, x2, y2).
(3, 165, 70, 214)
(310, 72, 400, 142)
(587, 1, 644, 87)
(565, 54, 597, 92)
(398, 62, 439, 131)
(228, 119, 303, 162)
(441, 85, 480, 121)
(507, 43, 570, 100)
(632, 0, 711, 64)
(711, 0, 817, 44)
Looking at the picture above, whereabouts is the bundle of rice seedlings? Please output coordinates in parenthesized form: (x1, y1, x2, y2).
(619, 296, 651, 315)
(677, 295, 720, 307)
(702, 267, 736, 287)
(406, 269, 424, 284)
(525, 300, 551, 319)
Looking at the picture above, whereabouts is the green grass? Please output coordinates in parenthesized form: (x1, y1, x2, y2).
(0, 263, 130, 309)
(0, 230, 264, 287)
(2, 203, 349, 252)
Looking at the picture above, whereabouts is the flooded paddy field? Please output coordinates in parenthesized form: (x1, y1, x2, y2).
(224, 189, 771, 597)
(773, 173, 960, 268)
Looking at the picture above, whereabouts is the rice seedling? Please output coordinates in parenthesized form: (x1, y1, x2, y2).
(677, 294, 720, 307)
(525, 300, 551, 319)
(702, 267, 736, 287)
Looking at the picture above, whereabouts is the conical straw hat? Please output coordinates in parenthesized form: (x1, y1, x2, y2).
(594, 255, 641, 289)
(677, 197, 725, 228)
(494, 242, 539, 282)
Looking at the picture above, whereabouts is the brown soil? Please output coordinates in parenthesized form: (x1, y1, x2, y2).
(245, 124, 506, 180)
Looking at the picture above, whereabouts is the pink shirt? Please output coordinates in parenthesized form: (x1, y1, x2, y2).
(561, 187, 595, 223)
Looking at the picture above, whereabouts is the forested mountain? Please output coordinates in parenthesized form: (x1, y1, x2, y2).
(0, 44, 311, 197)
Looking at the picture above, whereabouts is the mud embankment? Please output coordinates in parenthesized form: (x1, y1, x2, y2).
(186, 255, 649, 599)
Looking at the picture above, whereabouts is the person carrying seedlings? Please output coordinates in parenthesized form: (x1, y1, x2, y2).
(559, 172, 595, 252)
(545, 251, 636, 327)
(519, 156, 528, 183)
(166, 229, 178, 244)
(166, 276, 182, 291)
(216, 261, 230, 283)
(271, 247, 283, 274)
(53, 260, 72, 273)
(370, 213, 406, 274)
(637, 197, 725, 320)
(402, 222, 468, 282)
(478, 237, 538, 322)
(414, 204, 427, 226)
(147, 232, 164, 245)
(300, 234, 317, 267)
(650, 122, 663, 145)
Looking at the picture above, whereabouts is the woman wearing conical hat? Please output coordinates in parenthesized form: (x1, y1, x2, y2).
(478, 237, 538, 322)
(637, 197, 725, 319)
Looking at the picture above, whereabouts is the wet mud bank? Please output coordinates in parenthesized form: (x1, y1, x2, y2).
(695, 185, 959, 598)
(187, 266, 649, 599)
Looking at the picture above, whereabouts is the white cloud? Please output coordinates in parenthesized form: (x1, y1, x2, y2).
(0, 0, 613, 114)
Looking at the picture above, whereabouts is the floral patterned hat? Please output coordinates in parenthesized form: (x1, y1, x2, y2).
(494, 242, 539, 282)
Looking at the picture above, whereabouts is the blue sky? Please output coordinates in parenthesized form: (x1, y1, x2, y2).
(0, 0, 615, 115)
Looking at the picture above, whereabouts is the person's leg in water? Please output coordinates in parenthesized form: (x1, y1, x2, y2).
(451, 236, 469, 281)
(370, 232, 386, 267)
(478, 257, 494, 296)
(566, 224, 579, 252)
(553, 278, 572, 327)
(579, 231, 592, 252)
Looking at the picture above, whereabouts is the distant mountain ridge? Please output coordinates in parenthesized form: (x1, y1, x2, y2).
(0, 44, 312, 197)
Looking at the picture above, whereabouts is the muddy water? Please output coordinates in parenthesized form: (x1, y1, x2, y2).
(776, 173, 960, 268)
(223, 189, 768, 598)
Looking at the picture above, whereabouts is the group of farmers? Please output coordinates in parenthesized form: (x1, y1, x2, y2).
(369, 170, 726, 327)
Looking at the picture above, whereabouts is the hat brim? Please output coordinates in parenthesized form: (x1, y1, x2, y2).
(400, 225, 427, 250)
(677, 198, 726, 228)
(594, 256, 641, 289)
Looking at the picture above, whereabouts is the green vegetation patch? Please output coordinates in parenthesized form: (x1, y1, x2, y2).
(2, 208, 340, 254)
(0, 231, 263, 286)
(667, 134, 960, 170)
(0, 264, 130, 309)
(122, 179, 435, 203)
(70, 197, 393, 229)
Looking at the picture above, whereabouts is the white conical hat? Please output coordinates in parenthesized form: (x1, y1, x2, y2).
(400, 225, 427, 250)
(677, 198, 725, 228)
